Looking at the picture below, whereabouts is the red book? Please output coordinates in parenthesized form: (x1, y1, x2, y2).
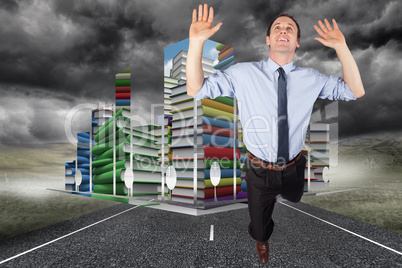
(171, 145, 240, 160)
(115, 93, 131, 99)
(116, 86, 130, 93)
(218, 45, 231, 56)
(172, 185, 241, 199)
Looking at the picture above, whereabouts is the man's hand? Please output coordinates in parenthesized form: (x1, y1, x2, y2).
(314, 18, 365, 98)
(314, 19, 346, 50)
(189, 4, 222, 44)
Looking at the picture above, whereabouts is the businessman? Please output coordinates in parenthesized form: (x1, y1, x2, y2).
(186, 4, 364, 265)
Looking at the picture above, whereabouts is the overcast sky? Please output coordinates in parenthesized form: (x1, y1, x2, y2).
(0, 0, 401, 144)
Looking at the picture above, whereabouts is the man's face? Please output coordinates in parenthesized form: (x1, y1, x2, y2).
(266, 16, 300, 53)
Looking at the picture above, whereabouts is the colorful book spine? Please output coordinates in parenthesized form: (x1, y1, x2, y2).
(115, 69, 131, 108)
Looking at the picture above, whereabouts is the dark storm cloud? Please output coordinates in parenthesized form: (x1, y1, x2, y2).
(0, 0, 401, 143)
(0, 0, 19, 13)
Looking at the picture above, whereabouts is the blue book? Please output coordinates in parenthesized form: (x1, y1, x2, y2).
(116, 99, 130, 106)
(241, 181, 247, 192)
(78, 183, 92, 192)
(239, 156, 248, 164)
(77, 132, 90, 138)
(204, 168, 241, 179)
(77, 149, 90, 158)
(171, 134, 238, 148)
(213, 56, 234, 69)
(78, 168, 90, 176)
(217, 59, 234, 70)
(77, 156, 90, 164)
(171, 116, 236, 130)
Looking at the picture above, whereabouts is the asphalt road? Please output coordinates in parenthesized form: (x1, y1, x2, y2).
(0, 201, 401, 267)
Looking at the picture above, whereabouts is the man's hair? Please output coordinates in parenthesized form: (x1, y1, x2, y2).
(266, 14, 301, 40)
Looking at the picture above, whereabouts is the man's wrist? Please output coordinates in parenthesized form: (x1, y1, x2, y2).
(334, 42, 349, 53)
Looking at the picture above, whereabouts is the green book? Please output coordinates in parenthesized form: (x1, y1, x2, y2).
(115, 79, 131, 87)
(92, 158, 113, 167)
(93, 182, 159, 196)
(93, 169, 161, 184)
(93, 159, 160, 175)
(95, 117, 130, 142)
(212, 96, 234, 107)
(93, 169, 125, 184)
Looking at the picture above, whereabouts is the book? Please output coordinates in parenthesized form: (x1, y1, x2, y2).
(93, 159, 161, 175)
(93, 182, 160, 195)
(115, 79, 130, 87)
(171, 98, 234, 114)
(175, 177, 241, 189)
(171, 146, 240, 160)
(94, 142, 159, 161)
(172, 106, 234, 122)
(170, 194, 239, 204)
(172, 159, 240, 170)
(170, 84, 187, 96)
(170, 92, 193, 104)
(93, 168, 161, 184)
(171, 125, 236, 138)
(116, 99, 130, 106)
(218, 47, 234, 61)
(115, 86, 131, 93)
(214, 56, 234, 69)
(218, 45, 230, 54)
(115, 73, 131, 80)
(172, 185, 241, 199)
(171, 134, 238, 148)
(116, 93, 131, 99)
(219, 49, 234, 62)
(171, 116, 235, 130)
(175, 168, 241, 179)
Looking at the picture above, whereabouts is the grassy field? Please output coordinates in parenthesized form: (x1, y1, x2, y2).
(0, 143, 117, 241)
(302, 131, 402, 234)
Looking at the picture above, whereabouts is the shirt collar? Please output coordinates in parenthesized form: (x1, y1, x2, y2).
(267, 58, 294, 75)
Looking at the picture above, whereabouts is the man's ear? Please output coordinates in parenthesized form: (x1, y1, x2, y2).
(266, 36, 270, 46)
(296, 38, 300, 48)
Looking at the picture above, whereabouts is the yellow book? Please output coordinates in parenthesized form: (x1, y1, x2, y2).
(218, 47, 234, 61)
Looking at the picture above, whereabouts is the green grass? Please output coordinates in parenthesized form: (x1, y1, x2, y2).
(302, 183, 402, 234)
(302, 132, 402, 234)
(0, 175, 117, 241)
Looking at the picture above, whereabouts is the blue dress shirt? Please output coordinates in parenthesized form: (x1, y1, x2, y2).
(194, 58, 356, 163)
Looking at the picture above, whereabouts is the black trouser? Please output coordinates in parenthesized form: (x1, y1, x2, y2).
(246, 154, 306, 243)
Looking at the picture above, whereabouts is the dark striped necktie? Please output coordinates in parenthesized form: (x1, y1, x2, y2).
(277, 67, 289, 163)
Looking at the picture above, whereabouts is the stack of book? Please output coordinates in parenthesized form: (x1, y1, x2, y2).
(170, 84, 241, 207)
(152, 125, 172, 166)
(170, 50, 215, 84)
(77, 132, 93, 192)
(91, 108, 162, 198)
(214, 43, 234, 70)
(304, 123, 330, 192)
(65, 160, 75, 191)
(213, 42, 246, 200)
(92, 108, 113, 134)
(164, 76, 179, 116)
(115, 69, 131, 110)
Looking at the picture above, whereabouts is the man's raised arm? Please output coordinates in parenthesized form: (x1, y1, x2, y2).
(314, 19, 365, 98)
(186, 4, 222, 97)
